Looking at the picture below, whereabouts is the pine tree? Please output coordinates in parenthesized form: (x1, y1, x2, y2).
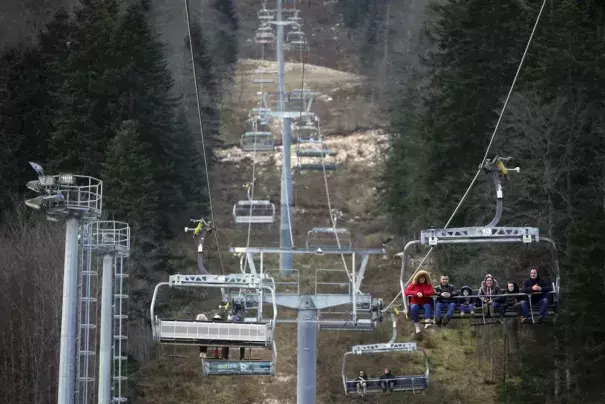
(381, 0, 535, 230)
(47, 0, 122, 175)
(210, 0, 239, 83)
(184, 19, 222, 155)
(101, 120, 169, 280)
(0, 9, 74, 211)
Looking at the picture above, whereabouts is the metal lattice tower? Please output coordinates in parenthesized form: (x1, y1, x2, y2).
(112, 246, 130, 403)
(76, 224, 98, 404)
(80, 221, 130, 404)
(24, 164, 103, 404)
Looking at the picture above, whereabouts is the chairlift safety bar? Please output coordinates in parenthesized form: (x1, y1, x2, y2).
(421, 226, 540, 245)
(351, 342, 417, 355)
(169, 273, 267, 287)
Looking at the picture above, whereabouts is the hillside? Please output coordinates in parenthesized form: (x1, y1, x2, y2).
(132, 59, 502, 404)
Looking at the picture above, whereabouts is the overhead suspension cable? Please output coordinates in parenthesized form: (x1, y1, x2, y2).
(184, 0, 225, 274)
(384, 0, 548, 312)
(295, 42, 353, 281)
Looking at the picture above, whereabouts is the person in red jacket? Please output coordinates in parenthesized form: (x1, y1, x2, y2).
(405, 270, 435, 333)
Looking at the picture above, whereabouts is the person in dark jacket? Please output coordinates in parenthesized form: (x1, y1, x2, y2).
(435, 275, 458, 326)
(499, 281, 522, 318)
(379, 368, 395, 393)
(458, 286, 477, 316)
(356, 370, 367, 396)
(519, 268, 551, 323)
(478, 274, 503, 317)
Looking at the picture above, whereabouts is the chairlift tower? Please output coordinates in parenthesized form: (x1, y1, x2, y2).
(24, 162, 102, 404)
(230, 247, 386, 404)
(81, 221, 130, 404)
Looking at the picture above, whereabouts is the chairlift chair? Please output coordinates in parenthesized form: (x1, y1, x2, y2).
(286, 31, 309, 52)
(257, 9, 274, 22)
(249, 108, 272, 125)
(342, 342, 430, 395)
(306, 227, 351, 250)
(150, 273, 278, 376)
(240, 131, 276, 152)
(397, 156, 560, 325)
(296, 148, 336, 158)
(254, 29, 275, 45)
(233, 200, 276, 224)
(294, 126, 322, 144)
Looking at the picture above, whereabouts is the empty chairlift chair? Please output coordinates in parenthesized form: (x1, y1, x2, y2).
(240, 132, 276, 152)
(286, 31, 309, 52)
(254, 25, 275, 45)
(342, 342, 430, 395)
(296, 147, 337, 171)
(233, 200, 276, 224)
(151, 273, 278, 376)
(257, 9, 274, 22)
(306, 227, 352, 250)
(252, 68, 277, 85)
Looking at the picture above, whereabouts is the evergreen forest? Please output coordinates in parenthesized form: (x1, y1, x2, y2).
(0, 0, 604, 402)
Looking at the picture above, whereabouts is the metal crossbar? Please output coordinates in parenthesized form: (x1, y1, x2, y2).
(421, 226, 539, 245)
(169, 274, 267, 287)
(351, 342, 417, 354)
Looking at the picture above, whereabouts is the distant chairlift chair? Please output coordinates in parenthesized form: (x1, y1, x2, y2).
(342, 342, 430, 395)
(286, 31, 310, 52)
(257, 9, 274, 22)
(240, 131, 276, 152)
(306, 227, 352, 250)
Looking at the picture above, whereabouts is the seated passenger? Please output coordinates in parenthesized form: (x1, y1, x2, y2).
(404, 270, 435, 333)
(228, 314, 246, 360)
(458, 286, 477, 316)
(211, 314, 230, 360)
(379, 368, 395, 393)
(435, 275, 457, 326)
(500, 281, 522, 318)
(519, 267, 551, 323)
(195, 313, 208, 358)
(478, 274, 502, 317)
(356, 370, 367, 397)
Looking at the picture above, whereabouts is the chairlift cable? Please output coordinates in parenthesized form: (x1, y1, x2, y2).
(318, 118, 352, 281)
(184, 0, 225, 273)
(384, 0, 548, 312)
(244, 44, 266, 253)
(280, 23, 295, 249)
(296, 39, 352, 280)
(290, 29, 351, 280)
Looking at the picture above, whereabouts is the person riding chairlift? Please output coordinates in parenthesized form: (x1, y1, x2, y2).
(379, 368, 395, 394)
(404, 270, 435, 333)
(458, 286, 477, 316)
(500, 281, 523, 319)
(211, 313, 230, 360)
(478, 274, 503, 317)
(356, 370, 367, 397)
(195, 313, 208, 358)
(435, 275, 457, 326)
(519, 267, 552, 323)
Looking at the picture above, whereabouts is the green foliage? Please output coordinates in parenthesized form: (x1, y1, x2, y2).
(0, 0, 212, 279)
(382, 0, 605, 400)
(211, 0, 239, 79)
(184, 18, 223, 155)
